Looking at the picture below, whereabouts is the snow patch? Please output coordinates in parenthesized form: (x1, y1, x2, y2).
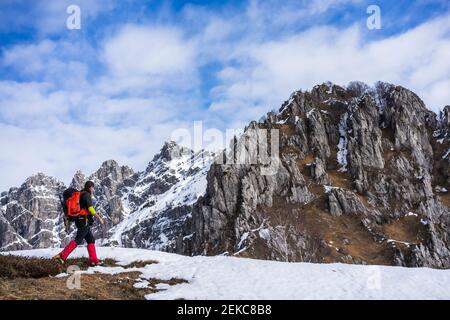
(237, 232, 249, 249)
(435, 186, 448, 193)
(134, 280, 150, 289)
(406, 212, 418, 217)
(337, 112, 349, 172)
(258, 228, 270, 241)
(4, 247, 450, 300)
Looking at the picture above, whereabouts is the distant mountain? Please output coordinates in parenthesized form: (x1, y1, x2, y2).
(0, 141, 214, 252)
(1, 81, 449, 268)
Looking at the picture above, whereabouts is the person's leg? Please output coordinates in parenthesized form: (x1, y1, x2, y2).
(85, 228, 99, 265)
(74, 223, 89, 245)
(57, 240, 77, 261)
(56, 220, 88, 261)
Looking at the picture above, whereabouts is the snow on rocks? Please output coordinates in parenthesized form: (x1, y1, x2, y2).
(435, 186, 448, 193)
(337, 112, 349, 172)
(107, 144, 215, 248)
(134, 280, 150, 289)
(443, 148, 450, 159)
(258, 228, 270, 241)
(324, 185, 340, 193)
(4, 247, 450, 300)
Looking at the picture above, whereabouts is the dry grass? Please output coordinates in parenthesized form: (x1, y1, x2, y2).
(299, 201, 394, 265)
(0, 255, 118, 279)
(249, 195, 395, 265)
(0, 255, 186, 300)
(382, 216, 428, 244)
(281, 123, 295, 135)
(0, 272, 145, 300)
(296, 154, 315, 167)
(122, 260, 159, 268)
(328, 170, 352, 190)
(438, 193, 450, 208)
(0, 273, 188, 300)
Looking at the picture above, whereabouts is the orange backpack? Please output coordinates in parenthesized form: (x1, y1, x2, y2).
(62, 188, 89, 220)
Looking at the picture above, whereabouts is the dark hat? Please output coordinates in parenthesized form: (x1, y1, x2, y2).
(84, 181, 95, 191)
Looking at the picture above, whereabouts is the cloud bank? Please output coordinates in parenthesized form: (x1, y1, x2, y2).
(0, 0, 449, 190)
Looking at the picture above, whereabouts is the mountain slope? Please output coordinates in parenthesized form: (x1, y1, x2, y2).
(183, 82, 450, 268)
(0, 174, 66, 250)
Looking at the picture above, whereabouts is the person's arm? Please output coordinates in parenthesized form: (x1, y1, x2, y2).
(88, 206, 105, 224)
(85, 193, 104, 225)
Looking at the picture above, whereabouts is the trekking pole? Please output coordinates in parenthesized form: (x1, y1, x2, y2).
(102, 219, 106, 240)
(58, 194, 70, 234)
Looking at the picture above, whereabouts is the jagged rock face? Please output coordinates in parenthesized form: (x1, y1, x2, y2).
(183, 82, 450, 268)
(88, 160, 136, 231)
(0, 143, 214, 252)
(107, 144, 214, 251)
(0, 174, 66, 250)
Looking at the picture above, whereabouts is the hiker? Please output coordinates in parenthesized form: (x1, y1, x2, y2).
(53, 181, 105, 266)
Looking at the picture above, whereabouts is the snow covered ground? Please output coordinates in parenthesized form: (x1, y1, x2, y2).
(3, 247, 450, 300)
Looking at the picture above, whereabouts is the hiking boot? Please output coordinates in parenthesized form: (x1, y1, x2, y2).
(90, 260, 102, 267)
(53, 254, 65, 264)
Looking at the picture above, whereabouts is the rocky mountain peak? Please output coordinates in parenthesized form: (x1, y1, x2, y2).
(70, 170, 86, 190)
(183, 81, 450, 268)
(23, 172, 61, 187)
(440, 106, 450, 128)
(159, 141, 194, 162)
(92, 160, 134, 181)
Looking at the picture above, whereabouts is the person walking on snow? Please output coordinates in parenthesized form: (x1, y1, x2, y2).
(54, 181, 105, 266)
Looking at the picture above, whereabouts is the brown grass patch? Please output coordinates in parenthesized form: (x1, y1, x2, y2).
(250, 195, 394, 265)
(280, 124, 296, 136)
(0, 255, 186, 300)
(299, 203, 393, 265)
(0, 255, 119, 279)
(122, 260, 159, 268)
(0, 273, 189, 300)
(0, 272, 146, 300)
(438, 193, 450, 208)
(381, 127, 395, 145)
(328, 170, 352, 190)
(382, 216, 428, 244)
(297, 154, 315, 166)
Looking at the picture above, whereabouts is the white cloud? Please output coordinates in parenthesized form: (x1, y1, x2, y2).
(0, 81, 67, 124)
(0, 111, 191, 191)
(0, 1, 449, 191)
(3, 40, 56, 74)
(103, 25, 197, 77)
(98, 24, 199, 96)
(207, 13, 450, 126)
(0, 19, 210, 191)
(1, 39, 92, 90)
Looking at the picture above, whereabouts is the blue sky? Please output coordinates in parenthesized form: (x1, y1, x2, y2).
(0, 0, 449, 190)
